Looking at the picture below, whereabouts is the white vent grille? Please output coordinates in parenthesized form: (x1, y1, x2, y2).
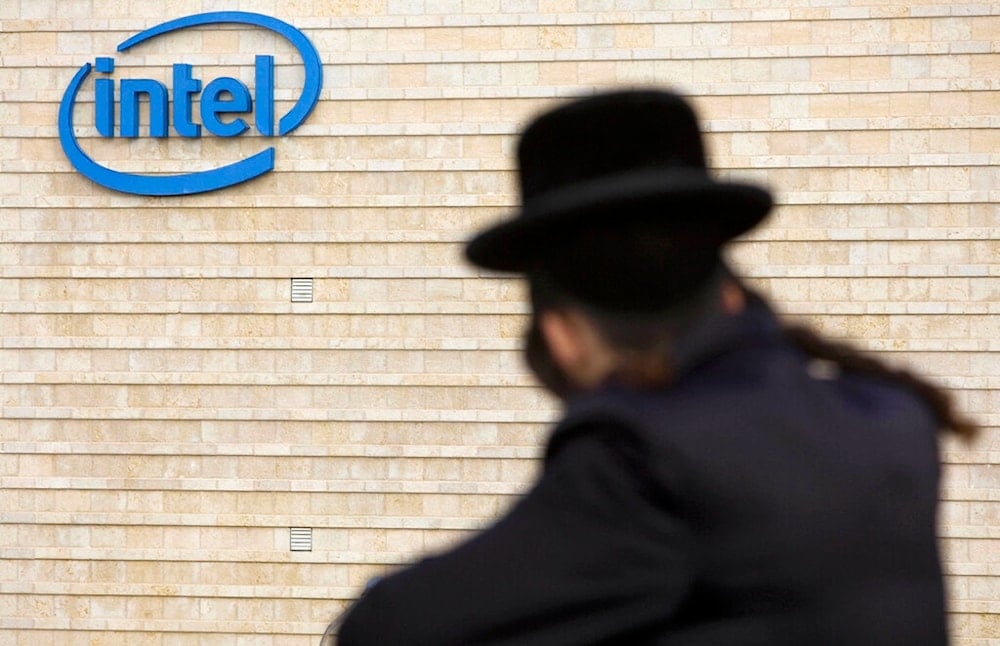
(290, 527, 313, 551)
(290, 278, 313, 303)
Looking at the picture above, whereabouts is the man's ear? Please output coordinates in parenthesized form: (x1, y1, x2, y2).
(538, 309, 619, 390)
(720, 280, 746, 315)
(537, 310, 586, 374)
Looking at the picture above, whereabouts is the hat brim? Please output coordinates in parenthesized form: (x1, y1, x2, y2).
(465, 169, 773, 272)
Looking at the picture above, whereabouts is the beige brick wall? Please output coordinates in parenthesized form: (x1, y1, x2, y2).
(1, 1, 997, 643)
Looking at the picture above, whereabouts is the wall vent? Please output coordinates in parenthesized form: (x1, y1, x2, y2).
(290, 278, 313, 303)
(290, 527, 313, 551)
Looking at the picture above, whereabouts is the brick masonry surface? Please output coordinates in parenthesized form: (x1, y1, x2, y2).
(1, 0, 998, 643)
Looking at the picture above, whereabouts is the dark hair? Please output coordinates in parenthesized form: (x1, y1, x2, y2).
(525, 266, 727, 397)
(525, 271, 977, 439)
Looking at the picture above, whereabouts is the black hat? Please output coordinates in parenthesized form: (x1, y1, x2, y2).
(465, 89, 772, 276)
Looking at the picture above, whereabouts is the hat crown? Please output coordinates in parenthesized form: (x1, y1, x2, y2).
(464, 87, 772, 275)
(517, 90, 708, 202)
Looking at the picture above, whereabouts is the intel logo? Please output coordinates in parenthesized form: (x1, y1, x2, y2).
(58, 12, 323, 196)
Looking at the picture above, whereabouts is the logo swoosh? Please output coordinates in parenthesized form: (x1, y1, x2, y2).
(57, 12, 321, 196)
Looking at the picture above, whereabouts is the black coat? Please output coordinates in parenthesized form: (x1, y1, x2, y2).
(336, 299, 947, 645)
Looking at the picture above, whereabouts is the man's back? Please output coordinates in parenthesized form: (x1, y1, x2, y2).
(559, 309, 947, 645)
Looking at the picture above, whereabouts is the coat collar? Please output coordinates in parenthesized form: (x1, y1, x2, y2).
(668, 290, 785, 382)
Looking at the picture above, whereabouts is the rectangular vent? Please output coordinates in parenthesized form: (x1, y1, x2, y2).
(290, 527, 313, 551)
(290, 278, 314, 303)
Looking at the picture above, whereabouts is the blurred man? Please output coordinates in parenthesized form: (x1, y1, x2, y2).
(329, 88, 974, 645)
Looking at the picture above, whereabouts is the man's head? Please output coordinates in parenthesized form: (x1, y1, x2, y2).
(523, 265, 747, 397)
(464, 88, 773, 395)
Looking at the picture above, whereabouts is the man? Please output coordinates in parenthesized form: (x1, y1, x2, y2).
(330, 89, 973, 645)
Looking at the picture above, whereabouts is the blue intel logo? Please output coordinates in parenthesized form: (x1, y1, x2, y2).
(58, 12, 323, 196)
